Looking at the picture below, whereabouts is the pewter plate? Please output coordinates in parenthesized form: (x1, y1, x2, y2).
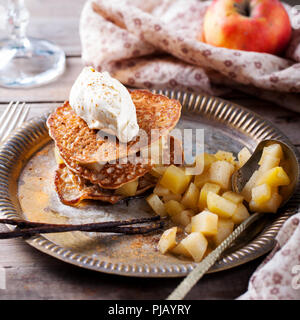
(0, 90, 299, 278)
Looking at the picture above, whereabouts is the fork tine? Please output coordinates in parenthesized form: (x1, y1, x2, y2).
(0, 101, 19, 141)
(1, 102, 26, 142)
(16, 103, 30, 128)
(0, 101, 14, 125)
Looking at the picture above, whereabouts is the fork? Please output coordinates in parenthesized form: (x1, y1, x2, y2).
(0, 101, 30, 142)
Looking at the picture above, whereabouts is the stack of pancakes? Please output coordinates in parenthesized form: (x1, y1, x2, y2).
(47, 90, 182, 206)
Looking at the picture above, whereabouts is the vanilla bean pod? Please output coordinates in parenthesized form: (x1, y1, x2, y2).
(0, 216, 163, 239)
(0, 215, 160, 229)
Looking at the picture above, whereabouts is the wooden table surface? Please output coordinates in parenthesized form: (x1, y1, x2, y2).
(0, 0, 299, 300)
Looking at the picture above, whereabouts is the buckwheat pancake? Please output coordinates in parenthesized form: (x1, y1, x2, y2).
(56, 134, 183, 189)
(55, 163, 157, 206)
(47, 90, 182, 165)
(61, 154, 152, 189)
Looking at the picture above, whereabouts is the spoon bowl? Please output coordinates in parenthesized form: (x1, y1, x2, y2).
(231, 139, 299, 207)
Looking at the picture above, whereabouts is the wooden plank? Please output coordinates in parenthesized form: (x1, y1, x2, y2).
(0, 258, 262, 300)
(0, 57, 83, 103)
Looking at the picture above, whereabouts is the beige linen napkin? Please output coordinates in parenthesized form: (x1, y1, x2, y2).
(80, 0, 300, 112)
(238, 211, 300, 300)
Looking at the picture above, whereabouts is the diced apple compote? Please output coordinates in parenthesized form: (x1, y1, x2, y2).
(256, 166, 290, 187)
(153, 184, 170, 197)
(186, 153, 216, 176)
(209, 160, 235, 189)
(212, 219, 234, 246)
(164, 200, 185, 217)
(150, 166, 167, 178)
(146, 194, 167, 217)
(198, 182, 221, 210)
(171, 209, 193, 227)
(215, 150, 236, 164)
(158, 227, 177, 254)
(232, 203, 250, 225)
(249, 191, 282, 213)
(207, 192, 237, 219)
(258, 154, 280, 173)
(181, 182, 199, 209)
(251, 184, 271, 205)
(238, 147, 251, 167)
(152, 142, 291, 263)
(191, 210, 218, 236)
(241, 170, 260, 202)
(222, 191, 244, 204)
(162, 193, 182, 202)
(160, 165, 192, 194)
(171, 242, 192, 258)
(259, 143, 283, 164)
(194, 170, 210, 189)
(180, 232, 208, 262)
(116, 180, 138, 197)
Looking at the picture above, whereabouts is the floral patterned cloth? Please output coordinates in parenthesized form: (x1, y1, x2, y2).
(238, 211, 300, 300)
(80, 0, 300, 112)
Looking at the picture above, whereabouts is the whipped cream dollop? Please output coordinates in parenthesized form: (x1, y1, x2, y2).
(69, 67, 139, 143)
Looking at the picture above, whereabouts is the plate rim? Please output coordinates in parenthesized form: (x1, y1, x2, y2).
(0, 90, 299, 278)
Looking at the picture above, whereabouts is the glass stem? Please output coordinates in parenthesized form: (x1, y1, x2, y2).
(8, 0, 30, 48)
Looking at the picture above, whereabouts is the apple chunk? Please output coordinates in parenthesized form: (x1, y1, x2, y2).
(171, 242, 192, 258)
(146, 194, 167, 217)
(198, 182, 221, 210)
(164, 200, 185, 217)
(116, 179, 138, 197)
(241, 170, 260, 202)
(171, 209, 193, 227)
(162, 193, 182, 202)
(251, 184, 271, 205)
(212, 219, 234, 246)
(158, 227, 177, 254)
(181, 182, 199, 209)
(160, 165, 191, 194)
(232, 203, 250, 224)
(256, 167, 290, 187)
(153, 184, 170, 197)
(150, 166, 167, 178)
(259, 154, 280, 173)
(249, 191, 282, 213)
(215, 150, 236, 164)
(191, 210, 218, 236)
(207, 192, 237, 219)
(209, 160, 235, 190)
(180, 232, 208, 262)
(186, 152, 216, 175)
(222, 191, 244, 204)
(259, 144, 283, 164)
(194, 170, 210, 189)
(238, 147, 251, 167)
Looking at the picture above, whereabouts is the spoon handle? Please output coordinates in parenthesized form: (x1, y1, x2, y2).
(166, 212, 263, 300)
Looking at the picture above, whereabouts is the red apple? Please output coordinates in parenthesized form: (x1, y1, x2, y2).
(201, 0, 292, 54)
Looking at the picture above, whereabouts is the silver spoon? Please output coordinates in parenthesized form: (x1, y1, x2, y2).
(231, 139, 299, 206)
(167, 139, 299, 300)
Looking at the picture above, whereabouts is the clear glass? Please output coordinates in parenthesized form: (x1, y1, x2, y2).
(0, 0, 65, 88)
